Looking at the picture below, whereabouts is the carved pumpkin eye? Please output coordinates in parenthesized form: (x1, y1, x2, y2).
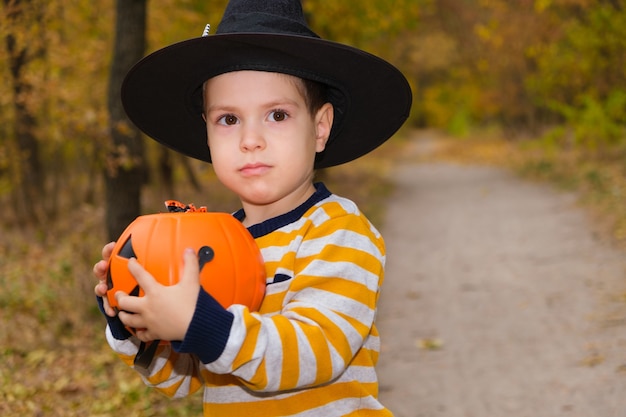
(118, 235, 136, 259)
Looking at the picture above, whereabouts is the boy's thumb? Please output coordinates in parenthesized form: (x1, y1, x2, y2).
(180, 248, 201, 285)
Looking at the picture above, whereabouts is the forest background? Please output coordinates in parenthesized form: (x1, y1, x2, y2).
(1, 0, 626, 415)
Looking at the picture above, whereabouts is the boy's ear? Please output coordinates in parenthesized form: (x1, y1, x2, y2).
(314, 102, 334, 153)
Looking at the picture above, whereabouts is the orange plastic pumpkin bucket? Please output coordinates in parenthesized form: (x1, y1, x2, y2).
(106, 212, 266, 317)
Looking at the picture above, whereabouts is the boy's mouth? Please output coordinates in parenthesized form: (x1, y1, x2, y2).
(240, 162, 271, 176)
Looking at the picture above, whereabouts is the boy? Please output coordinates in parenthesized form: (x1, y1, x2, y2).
(93, 0, 412, 415)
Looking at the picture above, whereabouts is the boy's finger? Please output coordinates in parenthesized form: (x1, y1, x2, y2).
(115, 290, 128, 304)
(116, 290, 142, 314)
(127, 258, 158, 293)
(181, 248, 200, 285)
(102, 241, 116, 260)
(97, 282, 117, 315)
(118, 309, 145, 329)
(93, 259, 108, 280)
(101, 295, 116, 317)
(94, 280, 108, 297)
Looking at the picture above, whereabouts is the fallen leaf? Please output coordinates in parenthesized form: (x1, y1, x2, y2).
(416, 338, 444, 350)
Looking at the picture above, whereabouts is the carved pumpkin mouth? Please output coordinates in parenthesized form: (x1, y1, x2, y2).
(106, 235, 136, 291)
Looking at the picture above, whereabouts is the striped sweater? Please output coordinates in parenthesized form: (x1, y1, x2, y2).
(105, 183, 392, 416)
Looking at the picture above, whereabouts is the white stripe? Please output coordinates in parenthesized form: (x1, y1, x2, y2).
(106, 326, 140, 356)
(258, 319, 283, 391)
(299, 229, 383, 259)
(261, 235, 303, 262)
(363, 332, 380, 351)
(289, 287, 375, 327)
(286, 300, 371, 356)
(293, 395, 386, 417)
(293, 321, 318, 386)
(300, 259, 381, 292)
(344, 364, 379, 384)
(310, 206, 331, 226)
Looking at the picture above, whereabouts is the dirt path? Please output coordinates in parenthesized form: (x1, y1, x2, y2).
(376, 132, 626, 417)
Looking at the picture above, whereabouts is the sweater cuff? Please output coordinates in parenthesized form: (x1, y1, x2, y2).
(171, 288, 234, 364)
(96, 296, 132, 340)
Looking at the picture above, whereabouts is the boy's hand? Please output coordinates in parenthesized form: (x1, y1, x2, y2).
(93, 242, 117, 317)
(115, 248, 201, 342)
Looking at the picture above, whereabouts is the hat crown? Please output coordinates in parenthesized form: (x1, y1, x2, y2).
(217, 0, 319, 38)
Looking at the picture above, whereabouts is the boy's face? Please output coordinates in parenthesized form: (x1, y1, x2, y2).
(204, 71, 333, 220)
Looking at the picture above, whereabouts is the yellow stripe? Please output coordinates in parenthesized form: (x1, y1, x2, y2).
(248, 357, 268, 390)
(274, 315, 300, 390)
(344, 408, 393, 417)
(232, 315, 262, 369)
(293, 307, 353, 366)
(351, 348, 378, 366)
(203, 380, 385, 417)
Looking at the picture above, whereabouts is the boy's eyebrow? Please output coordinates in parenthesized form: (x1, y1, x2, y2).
(206, 104, 238, 113)
(206, 98, 302, 113)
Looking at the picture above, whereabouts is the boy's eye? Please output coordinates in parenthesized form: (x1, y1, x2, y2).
(218, 114, 239, 125)
(269, 110, 288, 122)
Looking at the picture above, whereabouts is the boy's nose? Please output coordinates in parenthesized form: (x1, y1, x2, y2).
(239, 124, 266, 151)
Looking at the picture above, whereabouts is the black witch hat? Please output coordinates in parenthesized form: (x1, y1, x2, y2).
(121, 0, 412, 168)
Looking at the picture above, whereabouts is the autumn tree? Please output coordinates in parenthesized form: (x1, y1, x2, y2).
(3, 0, 46, 224)
(528, 0, 626, 147)
(105, 0, 147, 240)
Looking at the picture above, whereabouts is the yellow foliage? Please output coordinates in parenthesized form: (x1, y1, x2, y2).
(534, 0, 552, 12)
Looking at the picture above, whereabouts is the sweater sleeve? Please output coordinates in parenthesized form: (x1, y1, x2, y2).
(105, 327, 206, 399)
(196, 210, 385, 392)
(96, 296, 132, 340)
(171, 288, 235, 363)
(102, 290, 228, 398)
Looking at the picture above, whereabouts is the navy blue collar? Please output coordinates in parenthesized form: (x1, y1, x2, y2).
(233, 182, 331, 238)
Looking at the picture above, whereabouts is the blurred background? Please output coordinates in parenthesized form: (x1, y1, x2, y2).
(1, 0, 625, 415)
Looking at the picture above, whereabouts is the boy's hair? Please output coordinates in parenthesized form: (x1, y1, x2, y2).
(296, 77, 328, 115)
(202, 74, 329, 117)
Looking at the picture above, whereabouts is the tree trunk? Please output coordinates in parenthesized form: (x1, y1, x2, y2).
(4, 0, 46, 225)
(180, 155, 203, 193)
(158, 147, 175, 199)
(105, 0, 147, 241)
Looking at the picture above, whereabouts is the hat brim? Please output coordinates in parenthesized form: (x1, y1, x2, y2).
(121, 33, 412, 168)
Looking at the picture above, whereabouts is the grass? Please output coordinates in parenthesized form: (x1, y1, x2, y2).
(0, 205, 204, 416)
(0, 131, 407, 416)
